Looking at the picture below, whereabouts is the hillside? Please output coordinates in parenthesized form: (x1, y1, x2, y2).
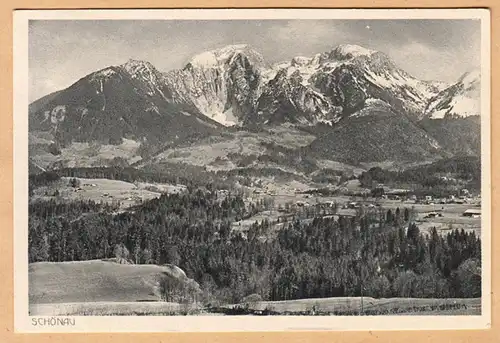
(419, 116, 481, 156)
(29, 260, 199, 304)
(308, 106, 445, 164)
(29, 60, 221, 147)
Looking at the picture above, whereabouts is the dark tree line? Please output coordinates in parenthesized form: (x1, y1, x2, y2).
(359, 156, 481, 192)
(29, 188, 481, 303)
(31, 166, 202, 188)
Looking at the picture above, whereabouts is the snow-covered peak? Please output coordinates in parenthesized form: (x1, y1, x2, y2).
(121, 59, 157, 77)
(90, 67, 117, 81)
(311, 53, 325, 65)
(186, 44, 264, 69)
(119, 59, 167, 98)
(215, 44, 250, 57)
(330, 44, 377, 60)
(188, 51, 219, 68)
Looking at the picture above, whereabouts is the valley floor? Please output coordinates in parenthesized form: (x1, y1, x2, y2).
(32, 176, 481, 237)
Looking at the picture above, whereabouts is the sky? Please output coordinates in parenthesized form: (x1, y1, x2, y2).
(29, 19, 481, 102)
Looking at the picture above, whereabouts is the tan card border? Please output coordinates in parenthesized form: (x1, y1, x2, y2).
(1, 2, 498, 343)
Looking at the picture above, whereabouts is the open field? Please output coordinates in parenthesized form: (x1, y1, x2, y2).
(31, 177, 185, 209)
(29, 136, 143, 170)
(29, 301, 204, 316)
(29, 260, 182, 304)
(30, 297, 481, 316)
(144, 128, 317, 171)
(224, 297, 481, 316)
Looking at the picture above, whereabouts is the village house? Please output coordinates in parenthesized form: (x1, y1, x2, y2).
(463, 209, 481, 218)
(424, 212, 443, 219)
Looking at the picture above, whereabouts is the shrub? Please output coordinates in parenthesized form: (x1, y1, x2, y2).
(113, 244, 130, 264)
(242, 293, 263, 309)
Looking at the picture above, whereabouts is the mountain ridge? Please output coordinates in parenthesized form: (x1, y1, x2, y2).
(31, 43, 479, 127)
(28, 43, 481, 170)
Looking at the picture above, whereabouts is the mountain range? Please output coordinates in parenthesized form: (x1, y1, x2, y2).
(28, 43, 481, 172)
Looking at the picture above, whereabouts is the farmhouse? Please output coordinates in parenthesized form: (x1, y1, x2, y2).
(424, 212, 443, 219)
(463, 209, 481, 218)
(347, 202, 359, 209)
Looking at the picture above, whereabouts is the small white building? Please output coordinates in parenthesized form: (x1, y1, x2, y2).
(463, 209, 481, 218)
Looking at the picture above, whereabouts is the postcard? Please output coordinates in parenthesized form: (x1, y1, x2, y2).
(13, 8, 491, 332)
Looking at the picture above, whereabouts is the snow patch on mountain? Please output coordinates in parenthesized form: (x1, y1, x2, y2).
(207, 107, 239, 127)
(122, 59, 156, 78)
(189, 51, 219, 68)
(330, 44, 376, 59)
(350, 98, 391, 118)
(146, 103, 161, 115)
(429, 97, 480, 119)
(91, 68, 117, 81)
(425, 69, 481, 118)
(287, 65, 321, 86)
(41, 105, 67, 128)
(187, 44, 263, 69)
(261, 61, 289, 84)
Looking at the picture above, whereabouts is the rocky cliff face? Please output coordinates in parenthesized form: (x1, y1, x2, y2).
(163, 44, 267, 126)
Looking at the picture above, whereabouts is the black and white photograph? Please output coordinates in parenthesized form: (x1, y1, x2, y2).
(14, 9, 491, 332)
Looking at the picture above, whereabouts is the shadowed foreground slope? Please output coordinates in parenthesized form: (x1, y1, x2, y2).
(29, 260, 199, 304)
